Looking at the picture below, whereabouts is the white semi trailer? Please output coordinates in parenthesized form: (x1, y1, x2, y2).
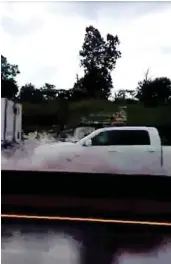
(1, 98, 22, 147)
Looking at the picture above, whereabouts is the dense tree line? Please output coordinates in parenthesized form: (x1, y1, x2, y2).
(1, 25, 171, 107)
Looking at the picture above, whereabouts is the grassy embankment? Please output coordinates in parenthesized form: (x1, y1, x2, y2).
(22, 99, 171, 128)
(22, 99, 171, 144)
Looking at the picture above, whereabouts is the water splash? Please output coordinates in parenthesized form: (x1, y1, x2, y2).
(2, 230, 81, 264)
(1, 132, 171, 175)
(1, 132, 119, 173)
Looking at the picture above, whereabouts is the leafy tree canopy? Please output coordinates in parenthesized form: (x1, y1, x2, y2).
(1, 55, 20, 99)
(74, 26, 121, 99)
(136, 70, 171, 106)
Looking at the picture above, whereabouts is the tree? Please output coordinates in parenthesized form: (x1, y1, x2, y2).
(1, 55, 20, 80)
(136, 74, 171, 106)
(115, 89, 127, 101)
(19, 83, 44, 103)
(1, 55, 20, 99)
(72, 74, 88, 101)
(56, 89, 71, 100)
(74, 26, 121, 99)
(1, 78, 19, 99)
(75, 68, 113, 99)
(126, 90, 136, 100)
(56, 89, 71, 132)
(80, 26, 121, 72)
(115, 89, 136, 103)
(40, 83, 57, 100)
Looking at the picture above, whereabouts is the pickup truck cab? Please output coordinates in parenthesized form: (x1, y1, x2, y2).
(33, 126, 171, 175)
(76, 126, 171, 174)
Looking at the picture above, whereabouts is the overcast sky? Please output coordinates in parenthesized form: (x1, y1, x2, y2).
(1, 1, 171, 92)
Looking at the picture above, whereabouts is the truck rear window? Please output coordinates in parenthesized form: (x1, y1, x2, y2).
(108, 130, 151, 145)
(91, 130, 151, 146)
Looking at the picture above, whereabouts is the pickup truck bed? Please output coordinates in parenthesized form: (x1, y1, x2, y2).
(163, 146, 171, 175)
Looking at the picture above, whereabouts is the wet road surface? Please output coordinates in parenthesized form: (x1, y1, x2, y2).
(2, 218, 171, 264)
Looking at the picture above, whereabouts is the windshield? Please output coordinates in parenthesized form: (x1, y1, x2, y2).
(1, 4, 171, 263)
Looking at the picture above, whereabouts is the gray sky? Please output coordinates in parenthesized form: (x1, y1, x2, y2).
(1, 1, 171, 92)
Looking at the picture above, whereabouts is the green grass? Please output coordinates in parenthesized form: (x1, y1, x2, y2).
(22, 100, 171, 127)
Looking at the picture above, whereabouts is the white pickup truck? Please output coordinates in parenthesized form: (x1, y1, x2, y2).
(33, 126, 171, 175)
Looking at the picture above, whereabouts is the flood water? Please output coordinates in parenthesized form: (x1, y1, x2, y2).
(2, 219, 171, 264)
